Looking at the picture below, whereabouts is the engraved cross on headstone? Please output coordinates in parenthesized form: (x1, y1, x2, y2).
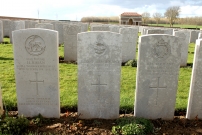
(29, 72, 44, 95)
(149, 77, 167, 105)
(91, 74, 107, 100)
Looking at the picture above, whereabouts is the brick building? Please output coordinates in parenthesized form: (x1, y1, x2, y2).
(119, 12, 142, 25)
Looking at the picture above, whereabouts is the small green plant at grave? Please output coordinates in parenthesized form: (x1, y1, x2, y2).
(0, 115, 29, 135)
(30, 113, 50, 127)
(112, 117, 153, 135)
(124, 59, 137, 67)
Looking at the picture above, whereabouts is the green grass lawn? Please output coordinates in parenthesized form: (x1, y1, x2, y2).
(0, 37, 194, 113)
(148, 24, 202, 29)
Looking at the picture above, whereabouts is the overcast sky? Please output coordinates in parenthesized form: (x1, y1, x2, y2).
(0, 0, 201, 21)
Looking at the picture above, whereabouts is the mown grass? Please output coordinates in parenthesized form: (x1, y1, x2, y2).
(148, 24, 202, 29)
(0, 37, 195, 113)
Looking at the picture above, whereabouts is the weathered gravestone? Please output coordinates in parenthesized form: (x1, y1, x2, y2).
(55, 23, 65, 45)
(50, 21, 60, 30)
(164, 28, 174, 35)
(0, 20, 3, 43)
(81, 23, 88, 32)
(77, 32, 122, 119)
(186, 39, 202, 119)
(173, 30, 190, 67)
(131, 26, 139, 32)
(12, 28, 60, 118)
(2, 19, 11, 37)
(25, 20, 37, 29)
(109, 25, 120, 33)
(30, 21, 38, 28)
(147, 29, 173, 35)
(25, 20, 31, 29)
(35, 23, 53, 30)
(134, 34, 181, 120)
(146, 29, 163, 34)
(10, 21, 25, 43)
(91, 25, 110, 31)
(139, 26, 143, 33)
(120, 27, 138, 62)
(142, 27, 153, 35)
(189, 30, 200, 43)
(64, 24, 81, 62)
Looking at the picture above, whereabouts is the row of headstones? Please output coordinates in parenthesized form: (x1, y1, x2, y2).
(6, 28, 202, 120)
(0, 19, 89, 44)
(65, 24, 198, 68)
(140, 26, 202, 43)
(0, 20, 139, 63)
(0, 20, 140, 63)
(2, 20, 200, 67)
(81, 24, 202, 67)
(65, 24, 139, 63)
(65, 24, 190, 66)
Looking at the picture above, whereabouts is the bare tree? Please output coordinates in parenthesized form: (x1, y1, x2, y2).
(164, 6, 180, 27)
(142, 12, 150, 24)
(153, 12, 162, 26)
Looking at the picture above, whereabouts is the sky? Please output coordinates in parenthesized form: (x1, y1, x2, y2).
(0, 0, 201, 21)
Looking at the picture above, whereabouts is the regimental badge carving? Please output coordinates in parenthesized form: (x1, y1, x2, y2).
(25, 35, 45, 56)
(94, 34, 107, 55)
(153, 38, 171, 60)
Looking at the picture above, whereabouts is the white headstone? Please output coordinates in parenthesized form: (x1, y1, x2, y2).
(35, 23, 53, 30)
(25, 20, 31, 29)
(173, 30, 190, 67)
(2, 19, 11, 37)
(10, 21, 25, 43)
(91, 25, 110, 31)
(12, 28, 60, 118)
(77, 32, 122, 119)
(109, 26, 120, 33)
(63, 24, 81, 62)
(164, 28, 173, 35)
(186, 39, 202, 119)
(81, 23, 88, 32)
(139, 26, 143, 33)
(55, 23, 65, 45)
(120, 27, 138, 62)
(147, 29, 173, 35)
(50, 21, 59, 30)
(134, 34, 181, 120)
(189, 30, 200, 43)
(30, 21, 38, 28)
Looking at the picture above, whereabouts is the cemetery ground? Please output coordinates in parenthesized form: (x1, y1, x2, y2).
(0, 38, 202, 134)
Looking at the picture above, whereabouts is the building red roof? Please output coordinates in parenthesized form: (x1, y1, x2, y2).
(121, 12, 141, 17)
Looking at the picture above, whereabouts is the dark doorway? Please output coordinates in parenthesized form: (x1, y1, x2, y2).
(129, 19, 133, 25)
(136, 22, 138, 25)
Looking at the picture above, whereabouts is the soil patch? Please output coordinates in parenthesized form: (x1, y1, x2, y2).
(6, 111, 202, 134)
